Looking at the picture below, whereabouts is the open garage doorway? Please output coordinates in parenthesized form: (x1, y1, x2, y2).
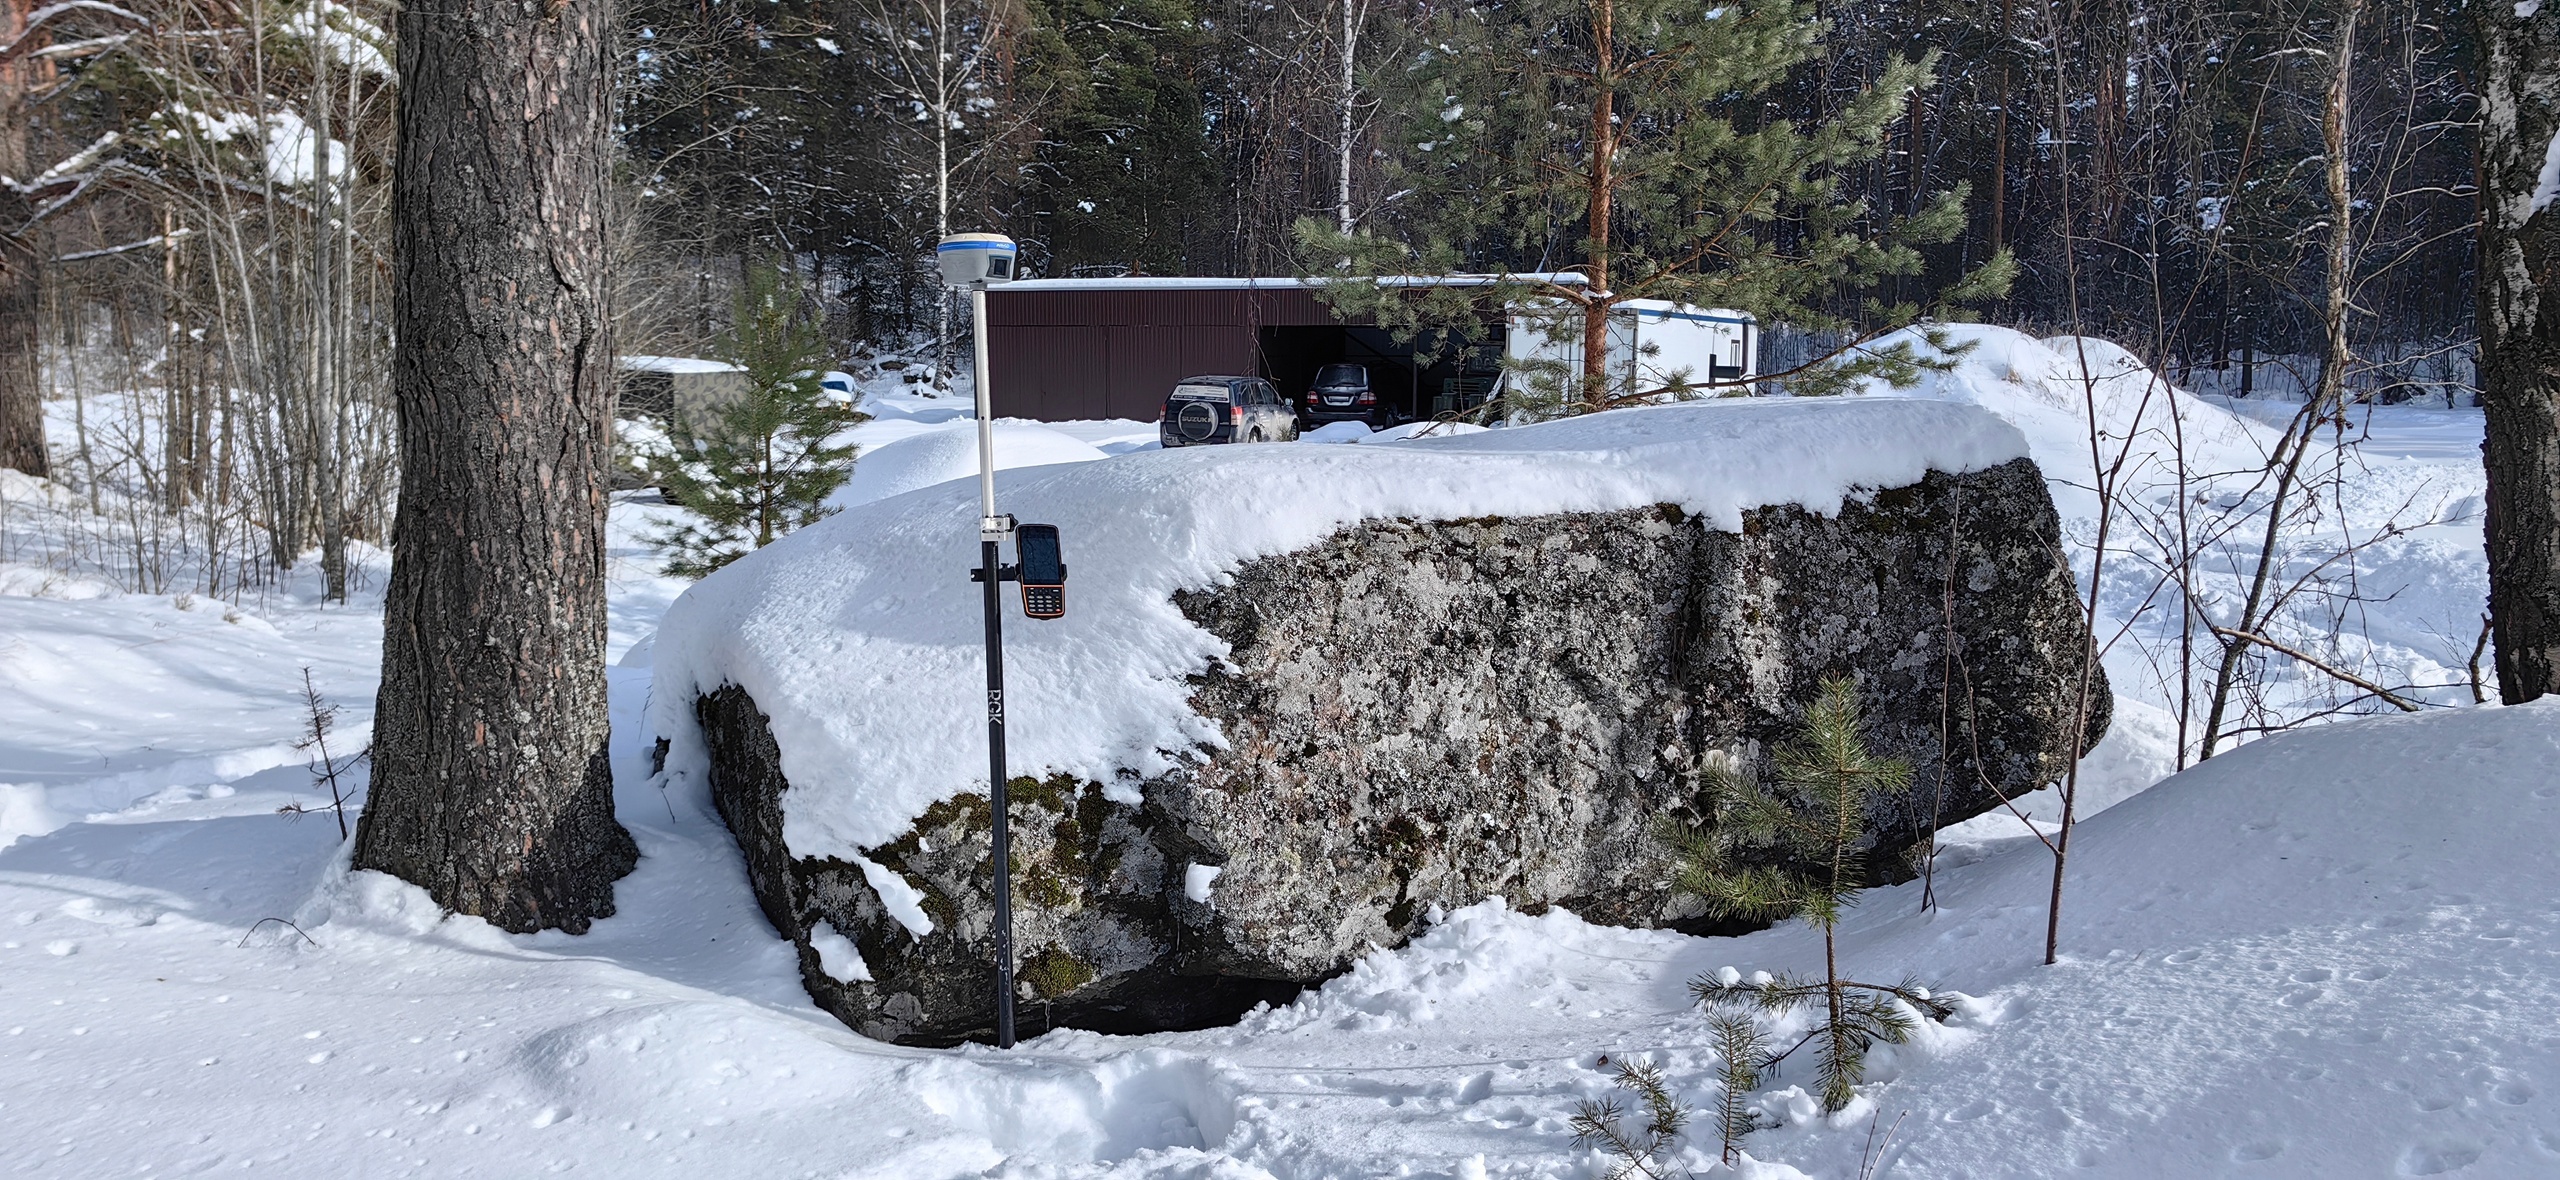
(1256, 324, 1505, 425)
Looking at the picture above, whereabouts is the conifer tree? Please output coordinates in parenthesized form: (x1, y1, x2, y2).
(649, 263, 867, 577)
(1664, 676, 1956, 1113)
(1707, 1011, 1770, 1166)
(1300, 0, 2013, 416)
(1569, 1056, 1689, 1180)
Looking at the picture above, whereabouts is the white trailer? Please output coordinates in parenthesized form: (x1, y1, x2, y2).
(1503, 299, 1758, 397)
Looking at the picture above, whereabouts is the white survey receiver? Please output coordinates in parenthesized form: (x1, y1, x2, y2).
(937, 233, 1017, 288)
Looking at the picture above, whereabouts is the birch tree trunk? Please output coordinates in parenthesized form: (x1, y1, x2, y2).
(2479, 2, 2560, 704)
(354, 0, 638, 931)
(0, 0, 50, 478)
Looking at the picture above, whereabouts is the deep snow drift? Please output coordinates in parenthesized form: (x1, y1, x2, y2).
(647, 397, 2031, 858)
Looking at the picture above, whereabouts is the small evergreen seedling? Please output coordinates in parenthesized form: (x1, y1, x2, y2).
(277, 667, 359, 840)
(1663, 676, 1958, 1113)
(649, 262, 867, 577)
(1707, 1011, 1770, 1166)
(1570, 1056, 1690, 1180)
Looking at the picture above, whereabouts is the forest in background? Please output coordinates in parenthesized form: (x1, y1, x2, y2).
(0, 0, 2485, 602)
(606, 0, 2476, 390)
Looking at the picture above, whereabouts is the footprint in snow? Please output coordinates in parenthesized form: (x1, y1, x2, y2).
(2490, 1082, 2534, 1106)
(2230, 1139, 2285, 1162)
(2399, 1140, 2483, 1176)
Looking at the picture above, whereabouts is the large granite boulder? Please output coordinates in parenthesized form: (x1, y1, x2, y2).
(690, 455, 2103, 1046)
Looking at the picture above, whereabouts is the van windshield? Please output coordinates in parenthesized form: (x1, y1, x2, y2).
(1169, 383, 1232, 402)
(1315, 364, 1366, 387)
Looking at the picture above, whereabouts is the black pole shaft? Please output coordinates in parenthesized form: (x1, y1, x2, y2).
(981, 536, 1016, 1048)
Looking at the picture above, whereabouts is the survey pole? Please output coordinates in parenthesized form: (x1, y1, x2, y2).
(940, 232, 1019, 1048)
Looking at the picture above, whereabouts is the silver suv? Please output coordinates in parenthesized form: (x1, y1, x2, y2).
(1159, 376, 1300, 447)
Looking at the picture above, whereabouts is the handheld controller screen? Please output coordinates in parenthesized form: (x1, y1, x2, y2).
(1015, 524, 1065, 618)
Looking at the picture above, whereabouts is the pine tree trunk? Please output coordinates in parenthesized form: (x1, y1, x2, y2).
(354, 0, 637, 932)
(2480, 3, 2560, 704)
(0, 0, 50, 478)
(1580, 0, 1615, 410)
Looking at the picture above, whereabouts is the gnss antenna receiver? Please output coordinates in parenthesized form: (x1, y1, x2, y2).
(944, 232, 1072, 1050)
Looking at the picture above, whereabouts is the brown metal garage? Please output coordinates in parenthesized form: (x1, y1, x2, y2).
(982, 277, 1531, 423)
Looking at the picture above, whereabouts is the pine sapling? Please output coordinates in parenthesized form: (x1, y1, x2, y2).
(1663, 676, 1958, 1112)
(1707, 1011, 1770, 1167)
(1570, 1055, 1691, 1180)
(648, 261, 867, 577)
(278, 667, 359, 840)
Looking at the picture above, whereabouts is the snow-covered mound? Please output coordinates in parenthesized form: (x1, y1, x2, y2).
(1297, 420, 1374, 444)
(1365, 419, 1490, 443)
(1853, 324, 2279, 519)
(852, 383, 977, 424)
(648, 398, 2032, 857)
(1301, 420, 1491, 445)
(826, 421, 1109, 512)
(1784, 698, 2560, 1177)
(1854, 324, 2489, 817)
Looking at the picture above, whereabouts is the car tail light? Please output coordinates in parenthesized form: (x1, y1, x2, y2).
(1356, 390, 1376, 404)
(1230, 405, 1243, 426)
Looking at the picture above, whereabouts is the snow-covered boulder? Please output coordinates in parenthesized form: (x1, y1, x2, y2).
(650, 399, 2105, 1044)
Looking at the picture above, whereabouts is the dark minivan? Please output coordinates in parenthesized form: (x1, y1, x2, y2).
(1301, 362, 1385, 427)
(1160, 375, 1299, 447)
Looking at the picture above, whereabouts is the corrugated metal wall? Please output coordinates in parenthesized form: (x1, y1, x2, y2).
(985, 287, 1345, 421)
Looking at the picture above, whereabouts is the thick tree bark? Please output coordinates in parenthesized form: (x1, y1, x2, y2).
(354, 0, 637, 930)
(0, 0, 51, 478)
(2479, 4, 2560, 704)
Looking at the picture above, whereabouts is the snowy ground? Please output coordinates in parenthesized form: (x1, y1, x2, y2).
(1, 355, 2537, 1177)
